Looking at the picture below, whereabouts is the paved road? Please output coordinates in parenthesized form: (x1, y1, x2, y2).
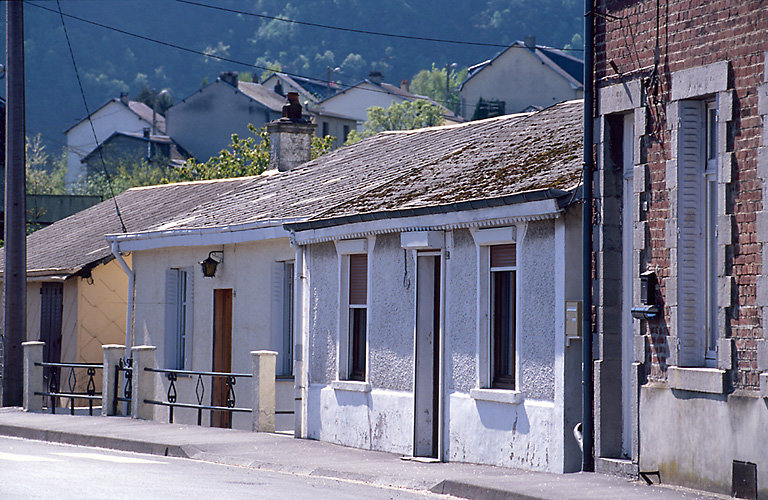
(0, 437, 443, 500)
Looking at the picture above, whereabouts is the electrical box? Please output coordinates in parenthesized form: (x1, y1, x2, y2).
(565, 300, 582, 342)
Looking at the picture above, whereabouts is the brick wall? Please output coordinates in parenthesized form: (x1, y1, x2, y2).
(595, 0, 768, 390)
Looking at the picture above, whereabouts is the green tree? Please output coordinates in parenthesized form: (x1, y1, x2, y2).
(345, 100, 445, 145)
(26, 134, 66, 195)
(409, 64, 468, 113)
(134, 85, 175, 115)
(177, 124, 336, 181)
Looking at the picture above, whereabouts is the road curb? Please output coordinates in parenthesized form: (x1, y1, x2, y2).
(430, 479, 543, 500)
(0, 423, 189, 458)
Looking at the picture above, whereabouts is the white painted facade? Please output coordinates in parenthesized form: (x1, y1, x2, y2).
(65, 100, 154, 185)
(113, 229, 297, 431)
(292, 201, 584, 472)
(318, 82, 408, 126)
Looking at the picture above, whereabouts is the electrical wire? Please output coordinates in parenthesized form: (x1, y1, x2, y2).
(55, 0, 127, 232)
(175, 0, 584, 52)
(27, 2, 580, 112)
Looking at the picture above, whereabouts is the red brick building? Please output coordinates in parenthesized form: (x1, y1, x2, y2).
(592, 0, 768, 496)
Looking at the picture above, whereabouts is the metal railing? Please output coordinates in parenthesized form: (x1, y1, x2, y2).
(143, 368, 252, 426)
(113, 357, 133, 416)
(34, 362, 102, 416)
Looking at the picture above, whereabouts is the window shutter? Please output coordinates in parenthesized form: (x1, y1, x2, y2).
(164, 269, 179, 369)
(184, 268, 194, 368)
(270, 262, 285, 372)
(677, 100, 706, 367)
(349, 254, 368, 306)
(491, 244, 516, 268)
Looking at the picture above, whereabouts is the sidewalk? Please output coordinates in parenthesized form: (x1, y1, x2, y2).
(0, 408, 721, 499)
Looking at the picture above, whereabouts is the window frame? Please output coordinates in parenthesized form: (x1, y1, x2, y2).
(470, 226, 522, 396)
(490, 249, 516, 390)
(165, 267, 192, 370)
(334, 238, 372, 384)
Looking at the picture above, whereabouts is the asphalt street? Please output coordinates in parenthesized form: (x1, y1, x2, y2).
(0, 436, 443, 500)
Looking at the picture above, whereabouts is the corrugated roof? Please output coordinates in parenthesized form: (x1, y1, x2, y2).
(153, 100, 582, 230)
(3, 178, 254, 276)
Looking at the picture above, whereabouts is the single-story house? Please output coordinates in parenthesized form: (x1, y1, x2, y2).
(284, 99, 585, 472)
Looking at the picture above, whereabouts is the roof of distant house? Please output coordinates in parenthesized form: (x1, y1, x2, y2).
(460, 41, 584, 91)
(264, 72, 341, 102)
(63, 98, 165, 134)
(236, 81, 287, 113)
(79, 131, 191, 165)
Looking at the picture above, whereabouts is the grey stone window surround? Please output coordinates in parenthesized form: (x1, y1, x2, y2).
(666, 61, 733, 393)
(756, 52, 768, 397)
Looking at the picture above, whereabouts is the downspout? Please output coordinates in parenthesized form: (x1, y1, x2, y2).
(111, 241, 135, 356)
(293, 241, 308, 438)
(581, 0, 596, 472)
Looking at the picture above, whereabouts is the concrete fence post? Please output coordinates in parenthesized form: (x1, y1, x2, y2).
(22, 341, 44, 412)
(131, 345, 156, 420)
(251, 350, 277, 432)
(101, 345, 125, 416)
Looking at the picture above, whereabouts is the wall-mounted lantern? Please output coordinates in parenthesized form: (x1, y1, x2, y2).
(200, 251, 223, 278)
(631, 270, 659, 320)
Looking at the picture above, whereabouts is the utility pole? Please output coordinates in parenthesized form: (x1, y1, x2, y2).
(3, 0, 26, 406)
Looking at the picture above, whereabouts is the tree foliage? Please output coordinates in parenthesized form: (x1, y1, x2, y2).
(346, 100, 445, 145)
(409, 64, 468, 112)
(26, 135, 67, 195)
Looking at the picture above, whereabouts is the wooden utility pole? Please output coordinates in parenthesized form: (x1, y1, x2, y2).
(3, 0, 26, 406)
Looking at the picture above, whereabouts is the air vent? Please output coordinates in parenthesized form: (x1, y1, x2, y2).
(732, 460, 757, 500)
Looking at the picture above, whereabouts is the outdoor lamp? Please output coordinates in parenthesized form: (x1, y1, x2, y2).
(200, 251, 223, 278)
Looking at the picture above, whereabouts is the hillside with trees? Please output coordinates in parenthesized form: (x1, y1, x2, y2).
(2, 0, 582, 154)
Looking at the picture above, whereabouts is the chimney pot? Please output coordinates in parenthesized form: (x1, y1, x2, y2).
(120, 92, 130, 105)
(274, 80, 284, 96)
(219, 71, 239, 87)
(524, 36, 536, 49)
(368, 71, 383, 85)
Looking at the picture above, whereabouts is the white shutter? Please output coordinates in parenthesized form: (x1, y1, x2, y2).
(270, 262, 285, 373)
(677, 100, 706, 367)
(164, 269, 179, 369)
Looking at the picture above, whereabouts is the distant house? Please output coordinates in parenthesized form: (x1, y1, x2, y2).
(263, 72, 358, 148)
(458, 38, 583, 120)
(318, 71, 462, 139)
(64, 94, 164, 185)
(80, 130, 190, 175)
(166, 72, 286, 161)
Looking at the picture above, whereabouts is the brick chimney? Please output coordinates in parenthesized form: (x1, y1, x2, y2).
(219, 71, 239, 87)
(368, 71, 383, 85)
(266, 92, 317, 172)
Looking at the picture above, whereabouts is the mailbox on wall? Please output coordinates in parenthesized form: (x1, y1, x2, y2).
(631, 270, 659, 320)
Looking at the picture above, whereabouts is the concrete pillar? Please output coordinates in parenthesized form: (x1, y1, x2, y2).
(22, 341, 44, 412)
(101, 345, 125, 416)
(131, 345, 156, 420)
(251, 350, 277, 432)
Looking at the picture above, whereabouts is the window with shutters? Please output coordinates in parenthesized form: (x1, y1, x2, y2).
(165, 268, 191, 369)
(676, 99, 718, 367)
(348, 254, 368, 381)
(491, 244, 516, 389)
(271, 261, 295, 377)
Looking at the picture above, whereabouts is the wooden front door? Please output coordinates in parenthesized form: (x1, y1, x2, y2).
(211, 289, 233, 428)
(40, 282, 63, 388)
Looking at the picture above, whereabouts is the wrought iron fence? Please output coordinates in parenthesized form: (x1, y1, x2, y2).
(113, 357, 133, 416)
(35, 362, 102, 416)
(143, 368, 252, 426)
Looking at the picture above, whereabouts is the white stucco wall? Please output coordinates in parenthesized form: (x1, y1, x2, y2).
(65, 101, 152, 185)
(319, 83, 406, 124)
(131, 238, 296, 430)
(304, 218, 582, 471)
(459, 48, 581, 118)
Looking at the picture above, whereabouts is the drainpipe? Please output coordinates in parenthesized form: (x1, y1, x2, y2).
(581, 0, 596, 472)
(293, 243, 308, 438)
(111, 241, 135, 355)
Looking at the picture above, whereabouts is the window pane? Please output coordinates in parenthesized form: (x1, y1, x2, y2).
(350, 308, 367, 381)
(492, 270, 515, 389)
(349, 254, 368, 305)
